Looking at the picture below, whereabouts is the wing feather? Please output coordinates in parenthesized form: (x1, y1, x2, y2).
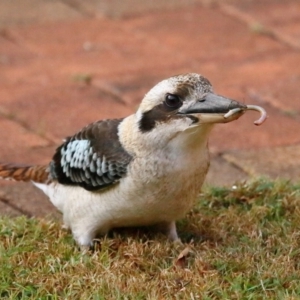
(50, 119, 132, 191)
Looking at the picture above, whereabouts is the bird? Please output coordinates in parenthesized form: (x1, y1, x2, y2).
(0, 73, 247, 248)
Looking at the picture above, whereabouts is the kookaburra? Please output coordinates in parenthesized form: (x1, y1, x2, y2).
(0, 73, 266, 248)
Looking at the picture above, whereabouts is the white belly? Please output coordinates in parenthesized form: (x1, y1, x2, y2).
(34, 126, 211, 246)
(42, 148, 209, 230)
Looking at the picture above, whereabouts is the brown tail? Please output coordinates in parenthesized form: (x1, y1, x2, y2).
(0, 163, 49, 183)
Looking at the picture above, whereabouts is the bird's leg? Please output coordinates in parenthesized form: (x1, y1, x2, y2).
(167, 221, 180, 241)
(62, 217, 70, 230)
(73, 229, 96, 250)
(155, 221, 180, 241)
(72, 223, 109, 250)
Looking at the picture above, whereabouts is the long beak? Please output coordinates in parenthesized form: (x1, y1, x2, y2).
(180, 92, 247, 124)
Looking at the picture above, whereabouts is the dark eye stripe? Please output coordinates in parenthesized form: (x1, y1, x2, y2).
(139, 101, 181, 133)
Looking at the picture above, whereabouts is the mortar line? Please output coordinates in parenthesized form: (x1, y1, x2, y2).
(218, 3, 300, 51)
(59, 0, 95, 18)
(221, 152, 257, 178)
(0, 197, 32, 217)
(0, 110, 60, 146)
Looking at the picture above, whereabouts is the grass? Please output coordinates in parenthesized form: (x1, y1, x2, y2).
(1, 179, 300, 299)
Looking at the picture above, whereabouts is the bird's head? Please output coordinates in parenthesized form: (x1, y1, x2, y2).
(137, 73, 246, 134)
(119, 73, 248, 154)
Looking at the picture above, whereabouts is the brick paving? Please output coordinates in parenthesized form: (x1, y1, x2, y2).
(0, 0, 299, 217)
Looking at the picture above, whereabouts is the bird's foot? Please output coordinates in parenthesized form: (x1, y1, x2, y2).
(155, 221, 181, 242)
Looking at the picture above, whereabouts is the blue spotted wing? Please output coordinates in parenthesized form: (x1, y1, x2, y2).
(50, 119, 132, 191)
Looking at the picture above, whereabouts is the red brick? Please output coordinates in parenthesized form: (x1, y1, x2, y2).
(123, 5, 284, 65)
(237, 0, 300, 42)
(0, 115, 51, 163)
(63, 0, 205, 18)
(0, 197, 22, 217)
(0, 182, 59, 218)
(6, 18, 189, 80)
(210, 103, 300, 152)
(0, 82, 133, 142)
(0, 0, 83, 27)
(223, 145, 300, 182)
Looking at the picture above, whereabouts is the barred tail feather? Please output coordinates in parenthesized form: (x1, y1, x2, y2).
(0, 163, 49, 183)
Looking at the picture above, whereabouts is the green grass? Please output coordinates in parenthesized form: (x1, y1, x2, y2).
(1, 179, 300, 299)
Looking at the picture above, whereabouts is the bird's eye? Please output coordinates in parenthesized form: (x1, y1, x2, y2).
(164, 94, 182, 109)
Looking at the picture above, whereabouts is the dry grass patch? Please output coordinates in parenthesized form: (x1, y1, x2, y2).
(1, 179, 300, 299)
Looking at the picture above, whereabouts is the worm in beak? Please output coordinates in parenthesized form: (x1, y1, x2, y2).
(224, 105, 267, 126)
